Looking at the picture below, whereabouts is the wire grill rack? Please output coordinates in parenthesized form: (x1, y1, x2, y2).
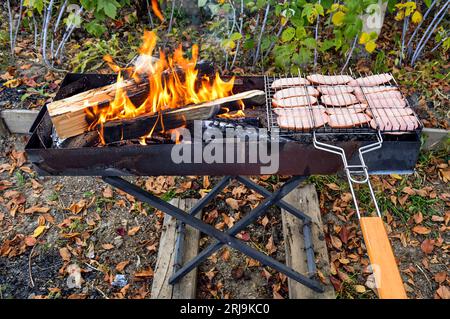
(265, 70, 423, 137)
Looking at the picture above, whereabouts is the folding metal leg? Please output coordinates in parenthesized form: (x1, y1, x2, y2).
(102, 176, 324, 293)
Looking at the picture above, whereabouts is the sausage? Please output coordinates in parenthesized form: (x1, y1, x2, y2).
(272, 95, 317, 108)
(328, 112, 371, 128)
(366, 107, 414, 118)
(370, 115, 419, 131)
(317, 85, 354, 95)
(325, 103, 367, 115)
(365, 97, 407, 108)
(273, 86, 319, 100)
(271, 77, 310, 89)
(277, 112, 329, 130)
(321, 93, 359, 106)
(307, 74, 353, 85)
(353, 85, 397, 95)
(355, 90, 403, 102)
(348, 73, 393, 86)
(273, 105, 326, 117)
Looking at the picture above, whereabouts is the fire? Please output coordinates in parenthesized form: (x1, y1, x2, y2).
(85, 31, 236, 144)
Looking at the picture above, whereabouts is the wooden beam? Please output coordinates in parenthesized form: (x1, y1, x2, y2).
(360, 216, 407, 299)
(281, 184, 335, 299)
(151, 198, 200, 299)
(101, 90, 264, 144)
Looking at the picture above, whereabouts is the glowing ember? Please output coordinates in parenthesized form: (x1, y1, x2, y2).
(85, 31, 237, 144)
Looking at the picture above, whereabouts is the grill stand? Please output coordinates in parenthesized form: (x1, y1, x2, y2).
(102, 175, 325, 293)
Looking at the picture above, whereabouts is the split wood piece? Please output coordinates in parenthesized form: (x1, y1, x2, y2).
(359, 217, 407, 299)
(102, 90, 265, 144)
(281, 184, 335, 299)
(47, 63, 214, 139)
(151, 198, 200, 299)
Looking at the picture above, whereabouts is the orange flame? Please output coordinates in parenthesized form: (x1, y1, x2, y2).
(85, 31, 236, 144)
(151, 0, 164, 22)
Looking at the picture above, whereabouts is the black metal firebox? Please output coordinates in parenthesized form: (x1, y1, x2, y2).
(25, 73, 422, 294)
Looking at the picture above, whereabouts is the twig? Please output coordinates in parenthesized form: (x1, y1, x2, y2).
(55, 6, 84, 65)
(253, 3, 270, 68)
(7, 0, 24, 57)
(411, 2, 449, 65)
(7, 0, 14, 56)
(28, 244, 37, 288)
(230, 0, 244, 70)
(42, 0, 55, 68)
(32, 13, 39, 50)
(341, 35, 358, 73)
(314, 0, 321, 69)
(51, 0, 68, 60)
(415, 263, 433, 290)
(145, 0, 154, 28)
(431, 36, 448, 52)
(95, 286, 110, 299)
(262, 23, 285, 61)
(167, 0, 176, 34)
(399, 15, 409, 66)
(406, 0, 438, 58)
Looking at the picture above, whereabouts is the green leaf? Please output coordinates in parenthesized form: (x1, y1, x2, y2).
(86, 20, 107, 37)
(198, 0, 207, 8)
(243, 38, 255, 50)
(230, 32, 242, 41)
(303, 37, 316, 49)
(321, 39, 335, 51)
(281, 27, 295, 42)
(295, 27, 306, 40)
(103, 2, 117, 19)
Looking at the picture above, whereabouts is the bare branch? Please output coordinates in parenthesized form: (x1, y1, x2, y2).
(253, 3, 270, 68)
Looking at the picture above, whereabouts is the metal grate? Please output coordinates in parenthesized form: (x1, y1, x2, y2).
(265, 71, 423, 136)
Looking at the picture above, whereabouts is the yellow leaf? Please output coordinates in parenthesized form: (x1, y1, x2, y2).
(355, 285, 366, 293)
(332, 11, 345, 26)
(390, 173, 402, 180)
(32, 225, 46, 238)
(365, 41, 377, 53)
(412, 10, 422, 24)
(405, 2, 417, 16)
(359, 32, 370, 45)
(395, 10, 404, 21)
(3, 79, 21, 88)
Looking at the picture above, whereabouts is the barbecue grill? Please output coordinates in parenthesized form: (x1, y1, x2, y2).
(25, 72, 422, 296)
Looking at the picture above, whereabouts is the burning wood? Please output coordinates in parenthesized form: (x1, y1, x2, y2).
(47, 31, 244, 141)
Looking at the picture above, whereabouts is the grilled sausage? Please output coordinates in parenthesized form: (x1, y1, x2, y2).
(317, 85, 354, 95)
(273, 105, 326, 116)
(325, 103, 367, 115)
(328, 112, 371, 128)
(348, 73, 393, 86)
(365, 97, 407, 108)
(277, 112, 329, 130)
(271, 77, 310, 88)
(307, 74, 353, 85)
(272, 95, 317, 108)
(370, 115, 419, 131)
(321, 93, 359, 106)
(273, 86, 320, 100)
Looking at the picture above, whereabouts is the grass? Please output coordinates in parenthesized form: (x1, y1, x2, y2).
(47, 192, 59, 201)
(14, 170, 26, 188)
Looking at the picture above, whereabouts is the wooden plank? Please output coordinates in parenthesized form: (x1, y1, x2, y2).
(151, 198, 200, 299)
(360, 216, 407, 299)
(281, 184, 335, 299)
(1, 109, 39, 134)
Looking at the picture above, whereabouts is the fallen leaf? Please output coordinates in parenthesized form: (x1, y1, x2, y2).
(246, 258, 260, 267)
(24, 236, 37, 246)
(261, 216, 269, 227)
(402, 187, 416, 195)
(436, 286, 450, 299)
(225, 198, 239, 210)
(68, 200, 86, 214)
(412, 225, 431, 235)
(103, 187, 113, 198)
(3, 78, 21, 88)
(59, 247, 71, 262)
(24, 206, 50, 214)
(330, 235, 342, 249)
(326, 183, 340, 191)
(420, 239, 435, 254)
(127, 226, 140, 236)
(354, 285, 366, 293)
(413, 212, 423, 224)
(102, 243, 114, 250)
(32, 225, 46, 238)
(135, 268, 154, 278)
(116, 260, 130, 272)
(221, 248, 230, 261)
(431, 215, 444, 222)
(265, 236, 277, 255)
(434, 272, 447, 284)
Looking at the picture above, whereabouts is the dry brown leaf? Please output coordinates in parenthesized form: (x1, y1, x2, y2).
(68, 200, 86, 214)
(412, 225, 431, 235)
(59, 247, 71, 262)
(413, 212, 423, 224)
(246, 258, 260, 267)
(431, 215, 444, 222)
(102, 243, 114, 250)
(354, 285, 366, 293)
(402, 187, 416, 195)
(225, 198, 239, 210)
(265, 236, 277, 255)
(261, 216, 269, 227)
(326, 183, 340, 191)
(436, 286, 450, 299)
(103, 187, 113, 198)
(330, 235, 342, 249)
(24, 236, 36, 247)
(116, 260, 130, 272)
(203, 176, 210, 189)
(24, 206, 50, 214)
(420, 239, 434, 254)
(221, 248, 230, 261)
(434, 272, 447, 284)
(127, 226, 140, 236)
